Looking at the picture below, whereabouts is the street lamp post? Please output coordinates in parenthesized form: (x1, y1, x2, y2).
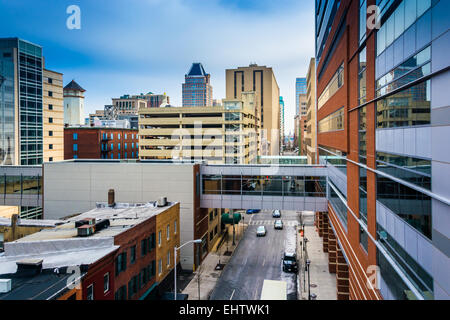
(306, 259, 311, 300)
(174, 239, 202, 300)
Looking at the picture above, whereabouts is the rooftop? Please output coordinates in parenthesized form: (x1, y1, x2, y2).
(63, 80, 86, 92)
(13, 202, 177, 243)
(187, 62, 208, 77)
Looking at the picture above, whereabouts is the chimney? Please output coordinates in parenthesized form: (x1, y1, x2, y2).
(108, 189, 115, 207)
(11, 214, 19, 241)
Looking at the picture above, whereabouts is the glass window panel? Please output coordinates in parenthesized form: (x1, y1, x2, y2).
(417, 0, 431, 18)
(404, 0, 417, 29)
(394, 1, 405, 39)
(416, 11, 431, 50)
(386, 17, 395, 47)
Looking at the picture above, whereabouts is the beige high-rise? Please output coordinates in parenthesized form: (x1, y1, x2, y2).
(305, 58, 316, 164)
(43, 69, 64, 162)
(225, 64, 280, 156)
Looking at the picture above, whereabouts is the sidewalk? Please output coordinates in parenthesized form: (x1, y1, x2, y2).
(182, 220, 247, 300)
(297, 212, 337, 300)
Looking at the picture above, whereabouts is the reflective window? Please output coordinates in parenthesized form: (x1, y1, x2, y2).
(329, 182, 348, 229)
(376, 80, 430, 128)
(318, 107, 344, 133)
(376, 152, 431, 190)
(376, 175, 431, 239)
(318, 63, 344, 110)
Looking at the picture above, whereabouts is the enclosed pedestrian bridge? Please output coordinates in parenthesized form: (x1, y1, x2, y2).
(200, 164, 329, 211)
(0, 159, 348, 213)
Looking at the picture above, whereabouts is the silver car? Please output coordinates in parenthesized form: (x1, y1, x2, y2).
(256, 226, 267, 237)
(274, 220, 283, 230)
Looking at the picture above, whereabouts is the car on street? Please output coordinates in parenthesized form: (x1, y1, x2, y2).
(256, 226, 267, 237)
(246, 209, 260, 214)
(272, 210, 281, 218)
(282, 252, 298, 273)
(274, 220, 283, 230)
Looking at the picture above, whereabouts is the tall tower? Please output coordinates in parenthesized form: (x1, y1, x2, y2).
(182, 63, 213, 107)
(225, 64, 280, 155)
(63, 80, 85, 126)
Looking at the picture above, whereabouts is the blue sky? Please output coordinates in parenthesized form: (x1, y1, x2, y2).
(1, 0, 315, 134)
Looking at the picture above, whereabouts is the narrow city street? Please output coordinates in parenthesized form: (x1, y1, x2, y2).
(209, 210, 299, 300)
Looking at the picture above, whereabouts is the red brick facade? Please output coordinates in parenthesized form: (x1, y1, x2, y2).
(64, 127, 139, 160)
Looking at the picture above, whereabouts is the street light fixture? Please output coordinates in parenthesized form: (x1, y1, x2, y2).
(174, 239, 202, 300)
(306, 259, 311, 300)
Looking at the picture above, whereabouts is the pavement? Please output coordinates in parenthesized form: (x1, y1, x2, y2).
(181, 214, 247, 300)
(209, 210, 300, 300)
(297, 211, 337, 300)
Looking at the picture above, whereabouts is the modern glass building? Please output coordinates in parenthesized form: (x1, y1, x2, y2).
(182, 62, 213, 107)
(295, 77, 307, 115)
(315, 0, 450, 300)
(0, 38, 43, 166)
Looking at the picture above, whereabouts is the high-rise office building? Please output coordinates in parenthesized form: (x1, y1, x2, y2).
(63, 80, 85, 126)
(295, 77, 307, 115)
(315, 0, 450, 300)
(43, 68, 64, 163)
(226, 64, 280, 155)
(305, 58, 316, 164)
(0, 38, 44, 166)
(112, 92, 170, 116)
(182, 63, 213, 107)
(279, 96, 285, 153)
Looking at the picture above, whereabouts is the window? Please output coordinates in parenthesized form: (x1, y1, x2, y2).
(49, 104, 53, 110)
(115, 285, 127, 300)
(48, 91, 53, 97)
(167, 251, 171, 267)
(110, 133, 114, 139)
(318, 63, 344, 109)
(318, 108, 344, 133)
(174, 220, 177, 234)
(125, 134, 127, 139)
(87, 284, 94, 300)
(359, 0, 367, 43)
(49, 157, 53, 162)
(49, 144, 53, 150)
(49, 131, 53, 137)
(115, 251, 127, 276)
(141, 239, 147, 257)
(48, 77, 53, 84)
(104, 273, 110, 293)
(376, 80, 430, 128)
(118, 143, 121, 150)
(111, 143, 114, 150)
(118, 133, 121, 140)
(73, 133, 78, 140)
(159, 259, 163, 275)
(158, 231, 161, 246)
(166, 224, 170, 240)
(125, 143, 127, 150)
(49, 117, 53, 123)
(131, 246, 136, 264)
(360, 226, 368, 252)
(73, 144, 78, 152)
(358, 47, 367, 105)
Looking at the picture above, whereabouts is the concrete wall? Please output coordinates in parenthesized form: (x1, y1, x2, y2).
(43, 161, 197, 270)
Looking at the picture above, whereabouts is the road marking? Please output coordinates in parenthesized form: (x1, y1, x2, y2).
(230, 289, 235, 300)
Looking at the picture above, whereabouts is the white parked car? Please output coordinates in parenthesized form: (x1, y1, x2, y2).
(256, 226, 267, 237)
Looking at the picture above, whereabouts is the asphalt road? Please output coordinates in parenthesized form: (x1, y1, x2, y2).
(209, 210, 299, 300)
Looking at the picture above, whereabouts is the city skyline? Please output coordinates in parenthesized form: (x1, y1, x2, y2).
(0, 0, 315, 134)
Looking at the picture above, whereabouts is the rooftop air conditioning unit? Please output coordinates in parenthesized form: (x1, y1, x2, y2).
(157, 197, 167, 207)
(0, 279, 11, 293)
(77, 225, 96, 237)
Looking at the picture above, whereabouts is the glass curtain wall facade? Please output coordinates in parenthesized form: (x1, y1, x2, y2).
(316, 0, 450, 300)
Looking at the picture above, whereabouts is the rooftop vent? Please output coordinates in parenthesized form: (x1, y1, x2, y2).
(157, 197, 167, 207)
(16, 259, 43, 277)
(0, 279, 11, 293)
(108, 189, 115, 207)
(75, 218, 96, 228)
(77, 224, 95, 237)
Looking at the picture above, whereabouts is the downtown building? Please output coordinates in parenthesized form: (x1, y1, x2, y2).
(295, 77, 308, 155)
(305, 58, 317, 164)
(0, 38, 64, 219)
(226, 64, 280, 156)
(64, 126, 139, 160)
(0, 196, 180, 300)
(112, 92, 170, 116)
(139, 93, 259, 164)
(315, 0, 450, 300)
(182, 63, 213, 107)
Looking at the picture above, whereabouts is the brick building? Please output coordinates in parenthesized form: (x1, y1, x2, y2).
(315, 0, 450, 300)
(64, 127, 139, 160)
